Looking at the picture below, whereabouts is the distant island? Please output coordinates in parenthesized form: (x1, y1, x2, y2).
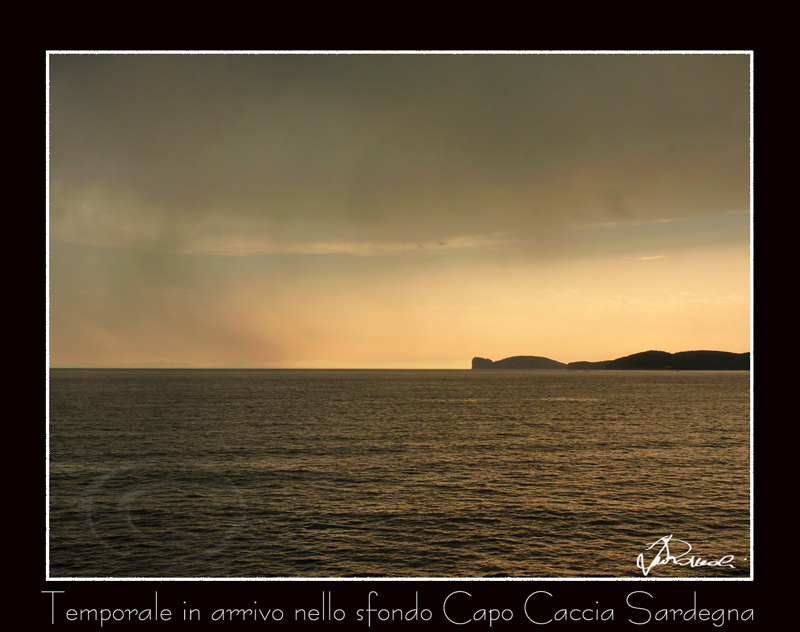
(472, 350, 750, 371)
(472, 355, 567, 370)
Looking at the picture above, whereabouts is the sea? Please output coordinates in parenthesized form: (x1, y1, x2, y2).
(48, 369, 751, 579)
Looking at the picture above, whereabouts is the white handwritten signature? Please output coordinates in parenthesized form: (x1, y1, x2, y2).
(636, 535, 735, 576)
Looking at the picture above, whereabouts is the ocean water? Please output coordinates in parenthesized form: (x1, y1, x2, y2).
(48, 369, 751, 578)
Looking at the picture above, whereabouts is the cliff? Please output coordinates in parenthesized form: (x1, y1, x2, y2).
(472, 350, 750, 370)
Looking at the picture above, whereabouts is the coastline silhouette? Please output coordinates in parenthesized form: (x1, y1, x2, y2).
(472, 350, 750, 370)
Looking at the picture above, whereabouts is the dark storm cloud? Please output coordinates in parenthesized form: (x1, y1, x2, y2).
(49, 53, 750, 253)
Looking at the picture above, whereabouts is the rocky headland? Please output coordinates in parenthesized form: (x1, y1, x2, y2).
(472, 350, 750, 370)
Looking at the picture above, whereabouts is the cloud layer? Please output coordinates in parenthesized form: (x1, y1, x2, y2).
(50, 54, 749, 252)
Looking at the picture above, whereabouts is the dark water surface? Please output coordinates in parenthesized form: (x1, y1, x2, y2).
(48, 369, 751, 578)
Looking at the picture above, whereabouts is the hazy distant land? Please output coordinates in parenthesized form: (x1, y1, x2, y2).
(472, 356, 568, 370)
(472, 350, 750, 370)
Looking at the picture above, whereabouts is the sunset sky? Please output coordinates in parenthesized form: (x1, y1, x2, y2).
(47, 52, 751, 369)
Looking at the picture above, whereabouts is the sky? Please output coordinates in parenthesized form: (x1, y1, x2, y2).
(47, 52, 751, 369)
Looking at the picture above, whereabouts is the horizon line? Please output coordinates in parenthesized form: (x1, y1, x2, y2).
(49, 348, 751, 371)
